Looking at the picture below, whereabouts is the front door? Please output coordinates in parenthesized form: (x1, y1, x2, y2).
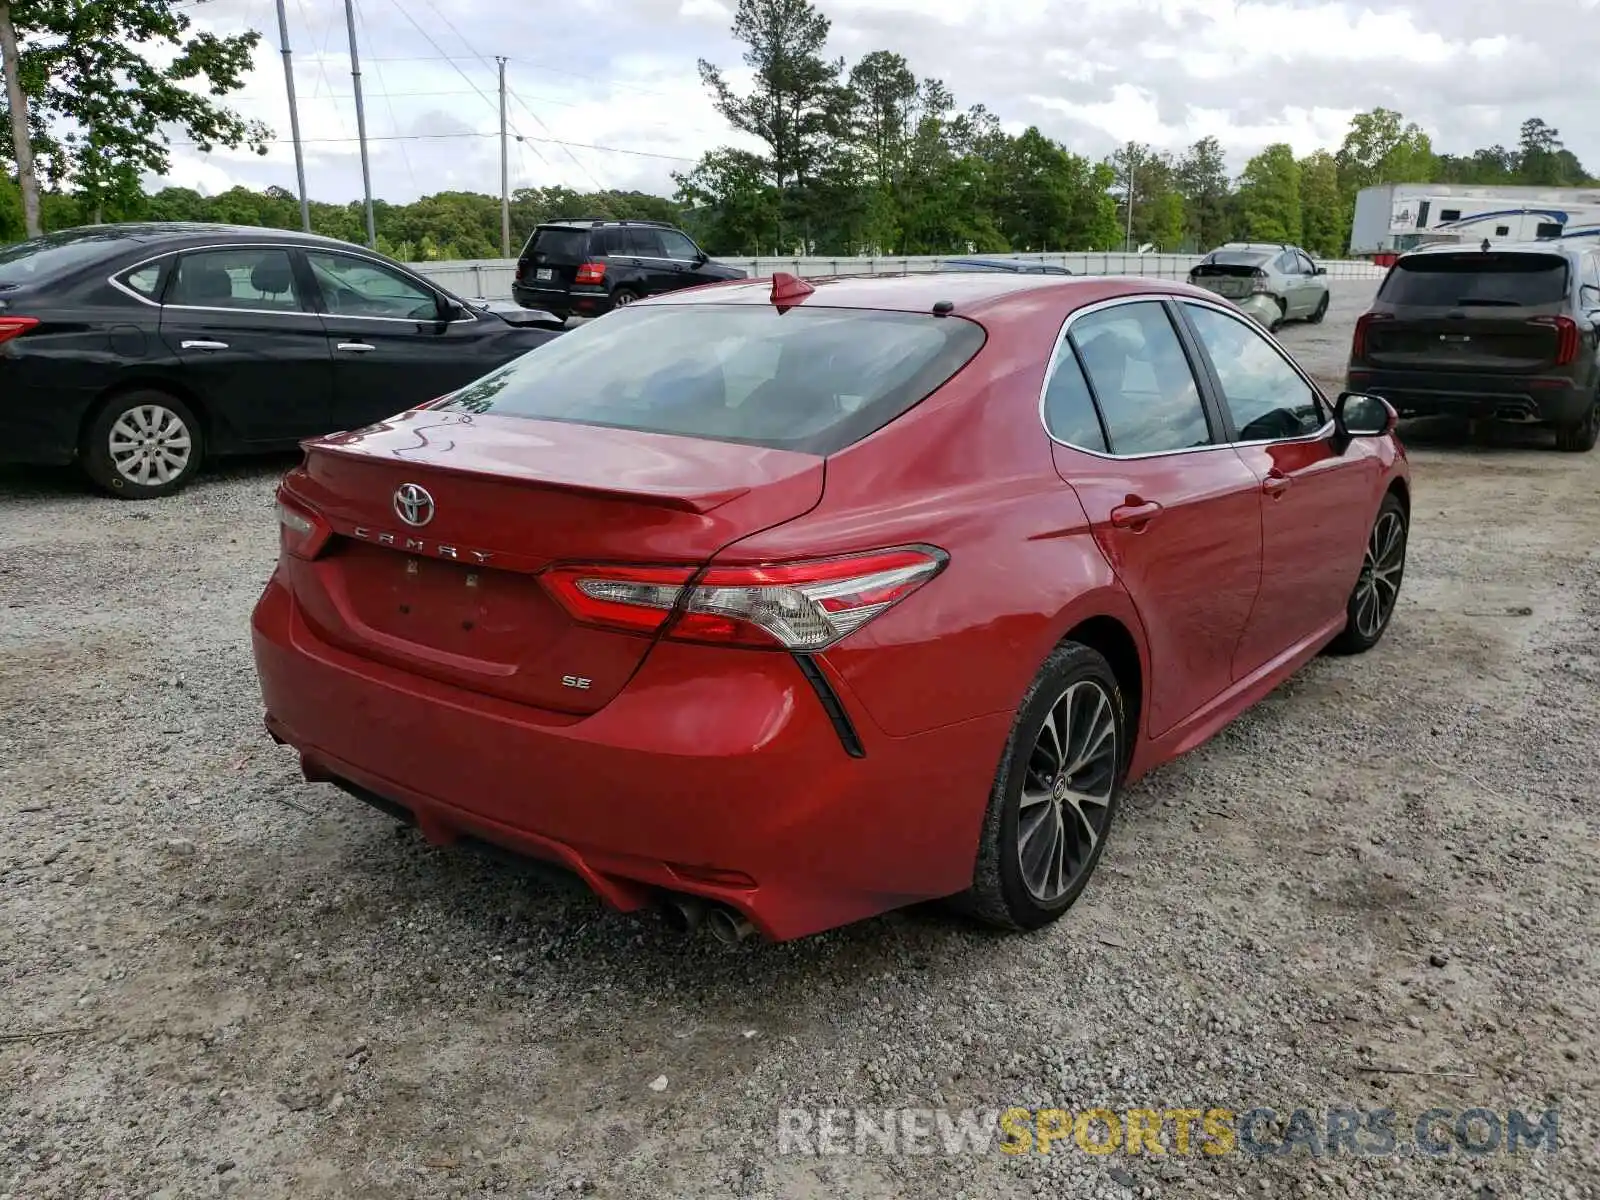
(301, 248, 492, 430)
(1044, 298, 1265, 738)
(1176, 299, 1379, 678)
(157, 245, 334, 446)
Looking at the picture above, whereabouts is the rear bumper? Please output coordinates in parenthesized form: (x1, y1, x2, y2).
(0, 373, 87, 465)
(250, 576, 1008, 941)
(1347, 368, 1594, 424)
(509, 282, 614, 319)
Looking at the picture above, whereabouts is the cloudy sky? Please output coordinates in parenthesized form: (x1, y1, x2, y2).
(165, 0, 1599, 204)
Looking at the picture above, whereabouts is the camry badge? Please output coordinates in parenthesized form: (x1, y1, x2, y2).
(393, 482, 435, 527)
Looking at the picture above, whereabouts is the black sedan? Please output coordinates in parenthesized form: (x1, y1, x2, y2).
(0, 223, 565, 498)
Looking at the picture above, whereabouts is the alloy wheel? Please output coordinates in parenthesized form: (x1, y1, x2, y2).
(1017, 680, 1117, 902)
(1354, 509, 1405, 639)
(109, 404, 194, 488)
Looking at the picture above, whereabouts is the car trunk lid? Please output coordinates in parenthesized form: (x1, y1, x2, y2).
(1363, 251, 1574, 371)
(517, 226, 591, 289)
(280, 409, 824, 714)
(1362, 310, 1568, 371)
(1189, 262, 1262, 300)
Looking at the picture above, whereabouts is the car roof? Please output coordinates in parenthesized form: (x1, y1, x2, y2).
(536, 218, 676, 230)
(29, 222, 387, 253)
(650, 271, 1217, 317)
(1400, 240, 1584, 260)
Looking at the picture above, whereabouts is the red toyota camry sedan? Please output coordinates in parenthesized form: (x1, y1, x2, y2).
(251, 271, 1410, 943)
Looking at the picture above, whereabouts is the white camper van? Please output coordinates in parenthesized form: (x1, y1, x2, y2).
(1350, 184, 1600, 259)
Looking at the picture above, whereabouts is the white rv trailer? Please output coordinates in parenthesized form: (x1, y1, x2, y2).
(1349, 183, 1600, 259)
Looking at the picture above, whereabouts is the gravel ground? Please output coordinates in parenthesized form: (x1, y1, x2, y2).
(2, 280, 1597, 1199)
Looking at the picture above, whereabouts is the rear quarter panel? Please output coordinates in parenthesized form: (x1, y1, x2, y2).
(716, 291, 1149, 739)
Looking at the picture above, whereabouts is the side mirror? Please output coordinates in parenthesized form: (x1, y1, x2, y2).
(1314, 265, 1327, 276)
(436, 296, 467, 322)
(694, 250, 709, 266)
(1332, 391, 1397, 455)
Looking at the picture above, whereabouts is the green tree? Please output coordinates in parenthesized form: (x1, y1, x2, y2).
(4, 0, 268, 227)
(1297, 150, 1343, 257)
(673, 148, 781, 255)
(1237, 143, 1301, 243)
(1516, 117, 1587, 186)
(0, 168, 21, 239)
(1336, 107, 1434, 196)
(1176, 136, 1231, 250)
(696, 0, 844, 250)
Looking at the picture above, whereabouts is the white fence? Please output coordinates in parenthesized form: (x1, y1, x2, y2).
(410, 252, 1387, 302)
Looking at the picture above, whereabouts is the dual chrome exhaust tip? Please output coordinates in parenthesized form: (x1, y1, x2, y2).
(660, 894, 757, 944)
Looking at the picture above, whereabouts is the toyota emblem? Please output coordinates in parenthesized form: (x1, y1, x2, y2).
(393, 482, 436, 527)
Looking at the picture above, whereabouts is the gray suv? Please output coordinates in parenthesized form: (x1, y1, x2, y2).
(1188, 242, 1330, 331)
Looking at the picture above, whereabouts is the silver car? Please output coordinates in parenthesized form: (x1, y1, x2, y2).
(1187, 242, 1330, 331)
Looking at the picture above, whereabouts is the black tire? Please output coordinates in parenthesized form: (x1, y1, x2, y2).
(1308, 292, 1330, 324)
(1327, 492, 1407, 655)
(81, 390, 205, 500)
(1553, 397, 1599, 453)
(959, 642, 1127, 931)
(611, 287, 642, 310)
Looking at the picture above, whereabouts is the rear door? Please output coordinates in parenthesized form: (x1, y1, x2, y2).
(157, 245, 334, 445)
(303, 248, 497, 429)
(1364, 251, 1574, 372)
(1177, 299, 1376, 676)
(621, 227, 679, 296)
(1043, 297, 1263, 738)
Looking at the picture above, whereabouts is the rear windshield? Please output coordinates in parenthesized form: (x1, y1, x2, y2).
(1206, 250, 1272, 266)
(0, 230, 133, 285)
(525, 227, 590, 262)
(438, 304, 987, 455)
(1380, 253, 1570, 307)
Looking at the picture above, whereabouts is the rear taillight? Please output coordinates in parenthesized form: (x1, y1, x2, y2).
(575, 261, 606, 285)
(276, 489, 331, 560)
(540, 546, 948, 651)
(1250, 269, 1269, 294)
(1351, 312, 1392, 358)
(0, 316, 40, 345)
(1529, 314, 1579, 365)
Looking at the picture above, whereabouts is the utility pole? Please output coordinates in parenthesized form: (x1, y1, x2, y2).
(0, 1, 41, 238)
(1122, 143, 1137, 253)
(343, 0, 376, 248)
(497, 57, 510, 258)
(274, 0, 311, 232)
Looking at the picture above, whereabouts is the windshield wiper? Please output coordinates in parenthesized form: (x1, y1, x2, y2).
(1455, 298, 1521, 307)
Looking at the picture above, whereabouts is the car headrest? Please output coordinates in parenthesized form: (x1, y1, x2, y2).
(250, 258, 294, 296)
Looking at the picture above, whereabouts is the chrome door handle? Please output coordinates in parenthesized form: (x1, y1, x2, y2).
(180, 339, 229, 351)
(336, 342, 375, 353)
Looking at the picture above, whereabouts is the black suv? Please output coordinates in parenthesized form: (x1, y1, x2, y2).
(511, 218, 746, 322)
(1348, 241, 1600, 451)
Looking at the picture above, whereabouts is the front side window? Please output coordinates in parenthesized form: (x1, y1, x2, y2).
(1068, 302, 1212, 455)
(438, 304, 986, 455)
(167, 248, 305, 311)
(306, 251, 440, 320)
(1184, 303, 1324, 440)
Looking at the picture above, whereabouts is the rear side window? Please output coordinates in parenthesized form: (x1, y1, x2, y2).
(527, 228, 590, 262)
(439, 305, 986, 455)
(167, 248, 304, 312)
(1041, 342, 1108, 452)
(1068, 302, 1212, 456)
(1381, 253, 1570, 307)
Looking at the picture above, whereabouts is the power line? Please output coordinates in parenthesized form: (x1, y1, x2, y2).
(403, 0, 605, 191)
(380, 0, 553, 173)
(168, 131, 698, 161)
